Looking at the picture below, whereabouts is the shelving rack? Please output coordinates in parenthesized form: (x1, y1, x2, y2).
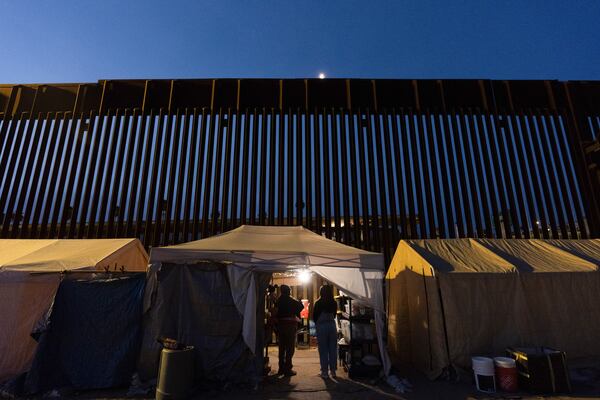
(335, 295, 381, 378)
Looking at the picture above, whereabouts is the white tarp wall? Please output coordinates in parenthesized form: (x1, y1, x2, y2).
(0, 239, 148, 382)
(150, 225, 391, 375)
(0, 271, 60, 382)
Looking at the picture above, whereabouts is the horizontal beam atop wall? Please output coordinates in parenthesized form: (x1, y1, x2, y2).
(1, 79, 600, 117)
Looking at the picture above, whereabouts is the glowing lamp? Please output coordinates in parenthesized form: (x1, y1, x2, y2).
(297, 269, 312, 284)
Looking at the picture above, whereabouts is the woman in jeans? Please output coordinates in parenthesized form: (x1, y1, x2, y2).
(312, 285, 338, 378)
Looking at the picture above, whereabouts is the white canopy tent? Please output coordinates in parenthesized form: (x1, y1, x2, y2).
(0, 239, 149, 382)
(149, 225, 391, 374)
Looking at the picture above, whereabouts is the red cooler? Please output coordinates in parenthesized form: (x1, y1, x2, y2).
(300, 299, 309, 319)
(494, 357, 518, 392)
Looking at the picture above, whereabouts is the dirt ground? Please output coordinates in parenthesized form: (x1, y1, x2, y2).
(22, 347, 600, 400)
(197, 347, 600, 400)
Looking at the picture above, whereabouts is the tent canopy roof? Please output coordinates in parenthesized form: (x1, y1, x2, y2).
(150, 225, 383, 270)
(399, 239, 600, 274)
(148, 225, 389, 373)
(0, 239, 149, 272)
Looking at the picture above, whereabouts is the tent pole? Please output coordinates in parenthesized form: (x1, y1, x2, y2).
(435, 278, 453, 377)
(421, 270, 434, 371)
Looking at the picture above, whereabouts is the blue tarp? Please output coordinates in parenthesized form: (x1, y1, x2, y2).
(24, 274, 146, 393)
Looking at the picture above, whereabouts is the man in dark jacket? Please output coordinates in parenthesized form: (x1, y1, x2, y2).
(275, 284, 303, 376)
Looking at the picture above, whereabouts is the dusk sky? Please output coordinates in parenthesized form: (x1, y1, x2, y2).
(1, 1, 599, 83)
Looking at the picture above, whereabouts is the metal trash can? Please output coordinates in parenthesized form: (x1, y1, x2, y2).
(156, 346, 195, 400)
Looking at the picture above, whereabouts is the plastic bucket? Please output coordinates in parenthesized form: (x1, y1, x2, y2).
(472, 356, 495, 375)
(472, 357, 495, 393)
(494, 357, 518, 392)
(156, 347, 195, 400)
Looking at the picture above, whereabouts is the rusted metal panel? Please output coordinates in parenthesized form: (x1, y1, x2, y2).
(148, 110, 170, 246)
(220, 109, 234, 234)
(0, 78, 598, 264)
(46, 113, 81, 238)
(210, 109, 225, 235)
(29, 112, 66, 238)
(109, 109, 135, 238)
(181, 108, 199, 242)
(115, 108, 142, 237)
(191, 109, 208, 240)
(167, 109, 186, 243)
(9, 112, 51, 237)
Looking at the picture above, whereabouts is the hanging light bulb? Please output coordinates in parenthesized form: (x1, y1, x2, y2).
(297, 269, 312, 284)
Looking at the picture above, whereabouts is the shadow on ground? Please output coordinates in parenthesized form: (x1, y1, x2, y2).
(16, 348, 600, 400)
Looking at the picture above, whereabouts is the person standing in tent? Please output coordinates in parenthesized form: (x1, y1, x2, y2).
(312, 284, 338, 378)
(274, 284, 303, 376)
(265, 285, 279, 345)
